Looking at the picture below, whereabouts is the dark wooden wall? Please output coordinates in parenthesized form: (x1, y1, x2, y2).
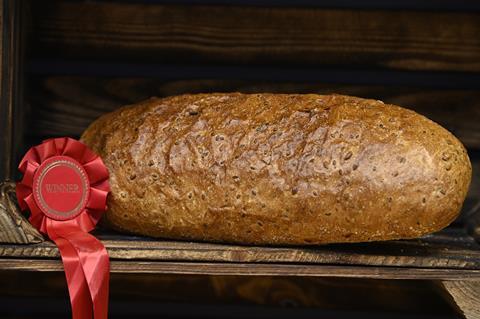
(27, 2, 480, 71)
(0, 0, 24, 182)
(24, 1, 480, 143)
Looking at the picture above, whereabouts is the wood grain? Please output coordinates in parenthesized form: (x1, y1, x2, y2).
(468, 213, 480, 244)
(2, 258, 480, 280)
(0, 0, 25, 181)
(27, 77, 480, 149)
(0, 227, 479, 270)
(0, 182, 43, 244)
(28, 1, 480, 72)
(440, 281, 480, 319)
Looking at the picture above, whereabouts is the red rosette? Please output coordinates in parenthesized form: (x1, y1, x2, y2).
(16, 137, 110, 319)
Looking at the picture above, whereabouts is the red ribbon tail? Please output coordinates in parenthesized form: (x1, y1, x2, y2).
(47, 225, 93, 319)
(48, 220, 110, 319)
(69, 231, 110, 319)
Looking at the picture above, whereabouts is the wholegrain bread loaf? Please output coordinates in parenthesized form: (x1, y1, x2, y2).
(81, 93, 471, 245)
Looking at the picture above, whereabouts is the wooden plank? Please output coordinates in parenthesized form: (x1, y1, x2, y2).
(0, 0, 24, 181)
(27, 60, 480, 88)
(469, 214, 480, 244)
(28, 1, 480, 72)
(0, 181, 43, 243)
(63, 0, 480, 11)
(1, 228, 479, 270)
(440, 281, 480, 319)
(2, 258, 480, 280)
(27, 77, 480, 149)
(0, 0, 10, 182)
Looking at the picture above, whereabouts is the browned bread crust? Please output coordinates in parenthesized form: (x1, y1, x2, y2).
(81, 93, 471, 245)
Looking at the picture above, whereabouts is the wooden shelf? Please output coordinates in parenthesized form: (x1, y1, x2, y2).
(2, 259, 480, 281)
(1, 227, 479, 280)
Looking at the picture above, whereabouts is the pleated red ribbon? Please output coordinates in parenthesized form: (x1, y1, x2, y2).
(16, 137, 110, 319)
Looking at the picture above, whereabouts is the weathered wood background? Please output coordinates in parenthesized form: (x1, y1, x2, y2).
(23, 1, 480, 148)
(25, 77, 480, 147)
(27, 1, 480, 72)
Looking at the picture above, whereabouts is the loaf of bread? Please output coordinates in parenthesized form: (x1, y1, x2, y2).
(81, 93, 471, 245)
